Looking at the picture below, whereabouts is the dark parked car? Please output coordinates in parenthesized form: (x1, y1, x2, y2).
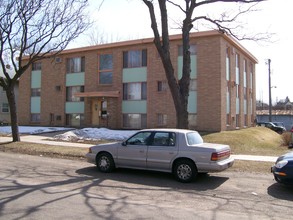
(271, 122, 286, 131)
(271, 151, 293, 185)
(257, 121, 286, 134)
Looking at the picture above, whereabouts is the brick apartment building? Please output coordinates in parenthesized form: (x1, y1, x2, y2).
(18, 30, 257, 132)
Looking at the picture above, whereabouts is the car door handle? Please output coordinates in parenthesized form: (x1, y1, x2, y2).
(139, 150, 144, 153)
(169, 152, 174, 154)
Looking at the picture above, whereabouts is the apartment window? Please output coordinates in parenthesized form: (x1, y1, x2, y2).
(99, 54, 113, 84)
(123, 49, 147, 68)
(190, 79, 197, 91)
(250, 63, 253, 89)
(243, 59, 247, 88)
(244, 114, 248, 127)
(157, 114, 167, 126)
(158, 81, 167, 92)
(236, 114, 240, 128)
(123, 114, 147, 129)
(188, 114, 197, 127)
(235, 53, 240, 86)
(123, 82, 147, 100)
(66, 57, 85, 73)
(32, 62, 41, 71)
(66, 86, 84, 102)
(236, 84, 240, 98)
(1, 103, 9, 113)
(66, 114, 84, 127)
(31, 113, 40, 122)
(31, 88, 41, 97)
(178, 44, 196, 56)
(226, 47, 230, 80)
(226, 114, 231, 126)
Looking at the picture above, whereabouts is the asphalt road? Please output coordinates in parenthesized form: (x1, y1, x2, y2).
(0, 152, 292, 220)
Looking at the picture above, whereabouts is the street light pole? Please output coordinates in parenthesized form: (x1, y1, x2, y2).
(268, 59, 272, 122)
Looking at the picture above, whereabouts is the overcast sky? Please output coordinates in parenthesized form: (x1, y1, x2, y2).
(72, 0, 291, 105)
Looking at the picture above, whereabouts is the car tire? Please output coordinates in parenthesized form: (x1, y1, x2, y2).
(96, 152, 115, 173)
(173, 159, 197, 183)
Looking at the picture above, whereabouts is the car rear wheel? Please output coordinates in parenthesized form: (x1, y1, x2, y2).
(96, 152, 115, 173)
(173, 159, 197, 183)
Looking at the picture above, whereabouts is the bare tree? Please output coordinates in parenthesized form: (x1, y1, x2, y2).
(142, 0, 266, 129)
(0, 0, 91, 142)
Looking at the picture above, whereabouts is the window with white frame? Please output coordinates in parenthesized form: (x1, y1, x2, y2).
(123, 82, 147, 100)
(66, 57, 85, 73)
(123, 49, 147, 68)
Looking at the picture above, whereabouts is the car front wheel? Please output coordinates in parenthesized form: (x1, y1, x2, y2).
(173, 159, 197, 183)
(96, 152, 115, 173)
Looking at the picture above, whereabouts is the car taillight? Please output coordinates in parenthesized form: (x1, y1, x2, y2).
(211, 150, 230, 161)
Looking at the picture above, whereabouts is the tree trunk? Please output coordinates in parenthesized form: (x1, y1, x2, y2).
(6, 85, 20, 142)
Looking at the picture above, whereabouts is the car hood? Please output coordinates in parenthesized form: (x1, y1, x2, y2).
(277, 151, 293, 161)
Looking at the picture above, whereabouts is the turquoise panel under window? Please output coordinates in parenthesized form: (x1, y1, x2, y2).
(66, 73, 85, 86)
(123, 67, 147, 83)
(65, 102, 84, 113)
(31, 71, 41, 88)
(177, 55, 197, 79)
(188, 91, 197, 113)
(31, 97, 41, 113)
(122, 100, 147, 113)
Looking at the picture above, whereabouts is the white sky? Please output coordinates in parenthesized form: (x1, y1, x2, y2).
(71, 0, 292, 105)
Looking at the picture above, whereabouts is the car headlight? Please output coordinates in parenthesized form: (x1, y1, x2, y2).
(275, 160, 288, 169)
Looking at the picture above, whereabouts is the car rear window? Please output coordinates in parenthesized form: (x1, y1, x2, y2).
(186, 132, 203, 145)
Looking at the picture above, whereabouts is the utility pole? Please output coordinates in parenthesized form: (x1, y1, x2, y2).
(268, 59, 272, 122)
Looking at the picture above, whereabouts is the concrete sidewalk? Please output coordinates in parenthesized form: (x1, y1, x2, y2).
(0, 134, 278, 162)
(0, 135, 94, 148)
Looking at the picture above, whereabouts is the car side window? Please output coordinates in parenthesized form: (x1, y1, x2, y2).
(126, 132, 152, 145)
(151, 132, 176, 146)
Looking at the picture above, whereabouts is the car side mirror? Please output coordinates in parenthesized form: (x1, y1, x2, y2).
(122, 141, 127, 146)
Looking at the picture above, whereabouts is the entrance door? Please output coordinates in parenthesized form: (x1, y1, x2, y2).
(91, 99, 100, 126)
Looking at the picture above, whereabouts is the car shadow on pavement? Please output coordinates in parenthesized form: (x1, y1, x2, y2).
(76, 166, 229, 191)
(267, 183, 293, 201)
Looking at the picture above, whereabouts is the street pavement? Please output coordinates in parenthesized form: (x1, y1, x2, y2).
(0, 134, 279, 162)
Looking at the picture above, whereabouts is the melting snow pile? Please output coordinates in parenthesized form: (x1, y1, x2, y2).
(53, 128, 136, 142)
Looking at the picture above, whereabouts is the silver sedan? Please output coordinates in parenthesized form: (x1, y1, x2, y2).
(86, 128, 234, 182)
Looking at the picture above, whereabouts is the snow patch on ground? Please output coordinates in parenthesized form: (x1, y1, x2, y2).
(0, 126, 136, 141)
(53, 128, 136, 141)
(0, 126, 72, 134)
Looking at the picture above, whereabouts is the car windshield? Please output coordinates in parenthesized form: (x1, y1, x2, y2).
(186, 132, 203, 145)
